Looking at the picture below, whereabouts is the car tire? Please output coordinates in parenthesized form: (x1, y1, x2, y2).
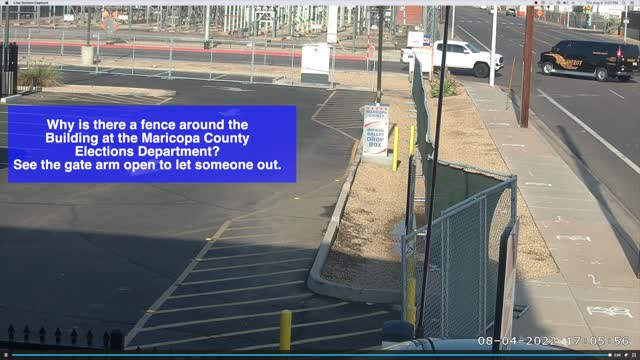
(595, 67, 609, 82)
(618, 75, 631, 82)
(542, 62, 554, 75)
(473, 63, 490, 78)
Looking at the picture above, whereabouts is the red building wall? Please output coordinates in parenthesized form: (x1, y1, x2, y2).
(403, 6, 423, 27)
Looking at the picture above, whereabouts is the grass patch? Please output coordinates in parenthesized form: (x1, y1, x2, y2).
(18, 62, 62, 88)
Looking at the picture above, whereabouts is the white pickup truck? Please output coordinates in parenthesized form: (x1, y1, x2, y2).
(401, 40, 504, 78)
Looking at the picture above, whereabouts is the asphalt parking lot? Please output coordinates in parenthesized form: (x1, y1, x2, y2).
(0, 72, 398, 351)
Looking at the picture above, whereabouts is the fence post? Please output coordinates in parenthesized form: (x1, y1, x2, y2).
(250, 40, 255, 83)
(263, 40, 267, 65)
(60, 31, 64, 69)
(132, 35, 135, 75)
(168, 37, 173, 80)
(209, 41, 213, 80)
(330, 45, 336, 90)
(511, 176, 517, 226)
(27, 28, 31, 68)
(290, 43, 295, 84)
(392, 126, 399, 172)
(95, 32, 100, 74)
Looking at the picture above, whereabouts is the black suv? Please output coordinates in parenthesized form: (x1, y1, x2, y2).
(538, 40, 639, 82)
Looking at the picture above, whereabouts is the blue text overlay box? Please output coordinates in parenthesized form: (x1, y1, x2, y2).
(8, 105, 296, 183)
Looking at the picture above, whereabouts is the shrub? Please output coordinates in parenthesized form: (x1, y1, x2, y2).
(18, 62, 62, 88)
(430, 70, 458, 98)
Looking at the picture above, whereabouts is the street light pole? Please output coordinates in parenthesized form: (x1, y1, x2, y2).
(376, 5, 384, 102)
(451, 6, 455, 39)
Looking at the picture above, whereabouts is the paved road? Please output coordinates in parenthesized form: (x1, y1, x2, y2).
(454, 7, 640, 243)
(0, 73, 398, 350)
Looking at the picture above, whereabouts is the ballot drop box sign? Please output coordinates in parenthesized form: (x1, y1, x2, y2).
(362, 104, 390, 157)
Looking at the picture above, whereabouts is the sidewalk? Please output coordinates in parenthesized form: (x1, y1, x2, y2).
(460, 79, 640, 351)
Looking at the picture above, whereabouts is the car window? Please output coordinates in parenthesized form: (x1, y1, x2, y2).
(437, 44, 443, 51)
(622, 45, 639, 58)
(448, 45, 466, 53)
(467, 44, 481, 53)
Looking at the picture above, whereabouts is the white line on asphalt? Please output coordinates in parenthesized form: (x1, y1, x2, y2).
(180, 269, 307, 285)
(455, 25, 490, 51)
(208, 238, 293, 250)
(168, 280, 304, 299)
(537, 89, 640, 176)
(226, 225, 275, 231)
(153, 293, 315, 314)
(200, 248, 309, 261)
(608, 89, 625, 99)
(124, 220, 232, 347)
(134, 311, 387, 349)
(137, 302, 350, 332)
(191, 257, 313, 273)
(217, 233, 279, 240)
(235, 329, 382, 351)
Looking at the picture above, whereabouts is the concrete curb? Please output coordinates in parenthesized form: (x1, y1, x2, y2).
(0, 94, 22, 104)
(42, 85, 176, 97)
(307, 141, 402, 305)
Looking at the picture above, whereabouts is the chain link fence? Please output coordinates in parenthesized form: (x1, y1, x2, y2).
(536, 11, 613, 33)
(402, 57, 518, 339)
(8, 28, 380, 88)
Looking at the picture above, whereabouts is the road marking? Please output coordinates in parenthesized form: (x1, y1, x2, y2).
(124, 219, 232, 347)
(489, 122, 511, 126)
(608, 89, 625, 99)
(502, 143, 525, 147)
(311, 91, 359, 142)
(168, 280, 304, 299)
(138, 302, 349, 333)
(153, 293, 315, 314)
(525, 182, 552, 187)
(217, 233, 279, 240)
(586, 306, 633, 318)
(235, 329, 382, 351)
(556, 235, 592, 242)
(226, 225, 274, 231)
(456, 25, 490, 51)
(538, 89, 640, 176)
(199, 248, 309, 261)
(135, 311, 386, 349)
(588, 274, 601, 285)
(208, 238, 293, 250)
(191, 257, 313, 273)
(180, 268, 307, 285)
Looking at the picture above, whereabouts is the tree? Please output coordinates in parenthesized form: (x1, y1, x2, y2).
(572, 6, 584, 13)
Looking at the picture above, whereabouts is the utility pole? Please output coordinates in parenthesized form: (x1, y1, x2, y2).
(3, 6, 9, 73)
(85, 7, 91, 46)
(520, 6, 534, 128)
(376, 5, 384, 102)
(624, 6, 628, 42)
(490, 4, 497, 87)
(204, 5, 210, 42)
(451, 6, 455, 39)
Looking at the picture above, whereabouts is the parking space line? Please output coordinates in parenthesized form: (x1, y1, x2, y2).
(217, 233, 279, 240)
(208, 238, 298, 250)
(135, 311, 386, 349)
(124, 219, 231, 348)
(225, 225, 275, 231)
(181, 268, 307, 285)
(191, 257, 313, 273)
(138, 302, 349, 333)
(235, 329, 382, 351)
(167, 280, 304, 299)
(608, 89, 625, 99)
(157, 97, 172, 105)
(199, 248, 309, 261)
(153, 293, 314, 314)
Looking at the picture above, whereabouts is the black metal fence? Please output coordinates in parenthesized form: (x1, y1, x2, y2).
(1, 42, 19, 97)
(1, 324, 124, 352)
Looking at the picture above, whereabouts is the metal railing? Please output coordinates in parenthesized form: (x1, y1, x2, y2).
(536, 11, 611, 33)
(401, 57, 518, 339)
(2, 324, 125, 351)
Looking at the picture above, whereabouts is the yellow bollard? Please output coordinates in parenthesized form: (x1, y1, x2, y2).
(407, 278, 417, 326)
(279, 310, 292, 351)
(392, 126, 399, 172)
(409, 125, 415, 156)
(407, 305, 417, 327)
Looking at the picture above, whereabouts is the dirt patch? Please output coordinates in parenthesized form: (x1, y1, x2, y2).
(322, 74, 558, 291)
